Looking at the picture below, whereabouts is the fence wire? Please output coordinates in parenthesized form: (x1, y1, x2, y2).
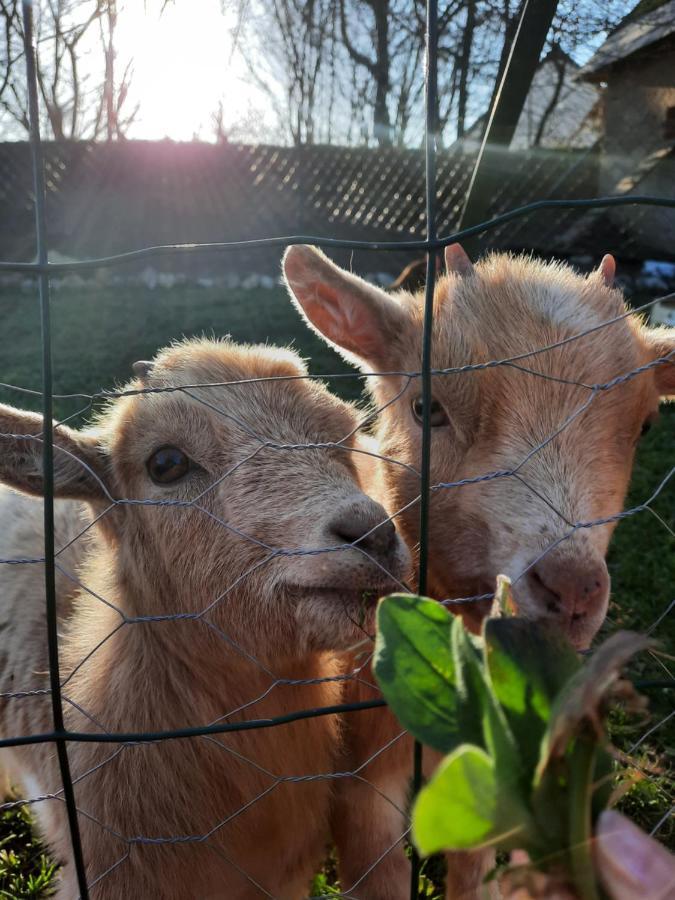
(0, 1, 673, 899)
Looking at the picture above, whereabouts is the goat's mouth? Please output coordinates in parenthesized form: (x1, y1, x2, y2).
(286, 581, 400, 605)
(287, 582, 402, 647)
(288, 580, 403, 625)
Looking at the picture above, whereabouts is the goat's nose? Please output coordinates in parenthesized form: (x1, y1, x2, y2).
(528, 556, 609, 618)
(329, 498, 397, 561)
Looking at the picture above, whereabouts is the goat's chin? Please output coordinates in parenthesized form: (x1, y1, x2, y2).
(290, 587, 385, 653)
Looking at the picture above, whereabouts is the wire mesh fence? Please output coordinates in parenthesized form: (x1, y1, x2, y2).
(0, 1, 673, 898)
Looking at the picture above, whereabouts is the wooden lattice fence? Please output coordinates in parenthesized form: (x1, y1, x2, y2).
(0, 140, 605, 276)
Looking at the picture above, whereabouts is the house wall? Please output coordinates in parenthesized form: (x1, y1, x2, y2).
(601, 34, 675, 184)
(600, 35, 675, 257)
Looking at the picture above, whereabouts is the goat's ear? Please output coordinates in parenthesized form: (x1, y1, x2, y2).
(444, 243, 474, 277)
(282, 245, 408, 370)
(642, 327, 675, 396)
(0, 404, 109, 500)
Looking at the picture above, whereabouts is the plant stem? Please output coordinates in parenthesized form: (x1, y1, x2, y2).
(568, 737, 601, 900)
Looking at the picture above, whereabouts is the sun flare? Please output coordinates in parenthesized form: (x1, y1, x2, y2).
(116, 0, 263, 142)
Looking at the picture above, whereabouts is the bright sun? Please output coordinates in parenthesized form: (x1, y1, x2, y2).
(116, 0, 263, 142)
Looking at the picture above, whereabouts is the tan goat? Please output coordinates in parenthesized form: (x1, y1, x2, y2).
(283, 244, 675, 898)
(0, 338, 410, 899)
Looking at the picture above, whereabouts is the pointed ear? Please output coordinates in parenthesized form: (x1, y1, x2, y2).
(599, 254, 616, 287)
(642, 326, 675, 396)
(444, 243, 474, 277)
(0, 404, 109, 500)
(282, 245, 409, 370)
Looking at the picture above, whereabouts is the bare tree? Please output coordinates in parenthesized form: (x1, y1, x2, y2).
(235, 0, 335, 146)
(0, 1, 26, 130)
(455, 0, 476, 138)
(230, 0, 635, 147)
(0, 0, 138, 140)
(339, 0, 392, 145)
(474, 0, 632, 145)
(94, 0, 137, 139)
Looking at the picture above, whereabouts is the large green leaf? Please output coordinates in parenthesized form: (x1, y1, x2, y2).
(412, 745, 531, 855)
(374, 594, 461, 753)
(484, 617, 580, 779)
(451, 617, 520, 774)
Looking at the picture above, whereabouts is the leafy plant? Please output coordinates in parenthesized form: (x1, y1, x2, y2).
(374, 592, 651, 899)
(0, 802, 57, 898)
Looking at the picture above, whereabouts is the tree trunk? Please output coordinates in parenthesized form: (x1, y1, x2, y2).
(371, 0, 391, 145)
(340, 0, 392, 146)
(456, 0, 475, 139)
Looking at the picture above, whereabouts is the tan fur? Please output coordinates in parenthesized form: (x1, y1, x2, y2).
(0, 338, 410, 898)
(283, 246, 675, 898)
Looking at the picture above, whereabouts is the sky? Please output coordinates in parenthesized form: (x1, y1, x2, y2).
(0, 0, 633, 144)
(110, 0, 624, 144)
(114, 0, 273, 142)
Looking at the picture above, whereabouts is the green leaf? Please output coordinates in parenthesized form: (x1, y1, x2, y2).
(536, 631, 652, 782)
(484, 617, 580, 778)
(567, 737, 602, 900)
(452, 617, 521, 776)
(412, 745, 530, 855)
(530, 764, 571, 857)
(530, 738, 614, 867)
(449, 616, 490, 750)
(374, 594, 461, 753)
(590, 747, 614, 821)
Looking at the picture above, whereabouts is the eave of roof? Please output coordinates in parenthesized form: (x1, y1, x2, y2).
(577, 0, 675, 80)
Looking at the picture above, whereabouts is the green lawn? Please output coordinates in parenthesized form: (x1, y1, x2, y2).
(0, 281, 359, 417)
(0, 281, 673, 895)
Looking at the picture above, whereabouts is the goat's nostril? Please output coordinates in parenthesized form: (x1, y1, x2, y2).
(329, 507, 396, 557)
(528, 566, 562, 611)
(331, 523, 364, 545)
(528, 557, 608, 622)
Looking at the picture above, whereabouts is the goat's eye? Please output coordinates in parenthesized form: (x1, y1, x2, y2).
(147, 446, 191, 484)
(411, 397, 448, 427)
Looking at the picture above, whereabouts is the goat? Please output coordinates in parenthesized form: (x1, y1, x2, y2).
(283, 243, 675, 898)
(0, 337, 410, 899)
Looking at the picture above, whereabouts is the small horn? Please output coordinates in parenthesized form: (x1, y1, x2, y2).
(132, 360, 153, 381)
(599, 254, 616, 287)
(444, 243, 474, 277)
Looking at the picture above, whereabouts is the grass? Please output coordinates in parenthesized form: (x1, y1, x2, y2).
(0, 281, 672, 894)
(0, 803, 56, 898)
(0, 282, 359, 418)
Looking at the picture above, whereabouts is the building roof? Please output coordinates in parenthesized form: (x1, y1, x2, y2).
(464, 48, 601, 151)
(510, 50, 601, 150)
(578, 0, 675, 80)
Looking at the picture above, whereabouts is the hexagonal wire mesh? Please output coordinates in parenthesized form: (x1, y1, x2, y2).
(0, 1, 673, 898)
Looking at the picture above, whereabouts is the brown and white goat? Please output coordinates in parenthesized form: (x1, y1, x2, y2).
(283, 244, 675, 898)
(0, 338, 410, 899)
